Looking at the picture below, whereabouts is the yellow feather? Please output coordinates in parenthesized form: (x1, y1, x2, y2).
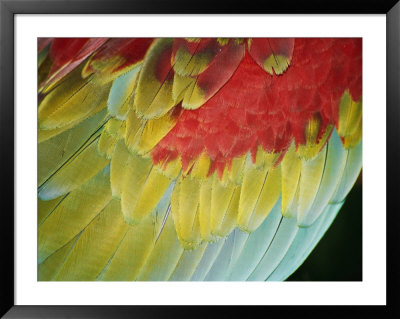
(39, 124, 74, 145)
(38, 137, 110, 200)
(156, 157, 182, 180)
(134, 39, 176, 119)
(110, 139, 131, 198)
(39, 73, 111, 130)
(125, 107, 178, 154)
(38, 108, 108, 144)
(105, 118, 126, 137)
(99, 226, 146, 280)
(136, 113, 178, 154)
(210, 175, 237, 236)
(263, 54, 291, 75)
(284, 181, 300, 220)
(281, 143, 301, 217)
(125, 107, 146, 149)
(297, 144, 327, 223)
(38, 166, 112, 263)
(136, 213, 184, 281)
(99, 204, 168, 281)
(171, 175, 202, 249)
(127, 167, 172, 222)
(246, 165, 281, 231)
(217, 38, 230, 46)
(229, 154, 246, 185)
(38, 235, 79, 281)
(337, 90, 362, 138)
(173, 46, 214, 77)
(190, 152, 211, 179)
(172, 73, 195, 103)
(120, 152, 153, 224)
(53, 199, 129, 281)
(343, 116, 362, 149)
(116, 93, 134, 121)
(40, 64, 86, 97)
(255, 146, 280, 169)
(98, 118, 126, 159)
(98, 226, 145, 281)
(238, 156, 269, 231)
(219, 165, 232, 187)
(296, 113, 332, 160)
(98, 130, 119, 159)
(199, 176, 213, 241)
(181, 82, 206, 110)
(38, 109, 108, 185)
(83, 56, 136, 85)
(38, 196, 67, 226)
(212, 186, 240, 237)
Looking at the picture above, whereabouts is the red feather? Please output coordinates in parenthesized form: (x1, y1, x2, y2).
(152, 38, 362, 173)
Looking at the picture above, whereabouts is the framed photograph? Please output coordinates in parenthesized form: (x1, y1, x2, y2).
(1, 0, 398, 317)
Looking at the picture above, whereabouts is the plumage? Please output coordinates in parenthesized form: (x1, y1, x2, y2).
(120, 152, 153, 224)
(267, 202, 344, 281)
(38, 137, 110, 200)
(38, 66, 111, 131)
(247, 38, 295, 75)
(222, 228, 250, 278)
(185, 40, 245, 109)
(204, 232, 237, 281)
(51, 199, 129, 281)
(134, 38, 176, 119)
(238, 154, 271, 229)
(190, 239, 225, 281)
(99, 183, 173, 281)
(209, 175, 238, 236)
(246, 165, 281, 231)
(126, 106, 181, 154)
(136, 211, 184, 281)
(198, 176, 213, 241)
(297, 144, 327, 223)
(280, 144, 302, 217)
(38, 234, 80, 281)
(39, 38, 108, 92)
(38, 196, 67, 226)
(171, 175, 202, 249)
(38, 105, 108, 145)
(107, 64, 141, 119)
(82, 38, 154, 82)
(168, 243, 208, 281)
(247, 216, 299, 281)
(297, 130, 347, 226)
(172, 38, 221, 77)
(38, 165, 112, 263)
(38, 37, 362, 281)
(331, 140, 362, 203)
(227, 200, 283, 280)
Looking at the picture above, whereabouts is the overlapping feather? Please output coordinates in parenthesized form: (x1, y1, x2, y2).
(38, 38, 362, 281)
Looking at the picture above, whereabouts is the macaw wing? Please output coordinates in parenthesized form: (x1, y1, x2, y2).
(37, 37, 362, 281)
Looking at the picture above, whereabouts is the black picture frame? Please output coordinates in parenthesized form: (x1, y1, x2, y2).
(1, 0, 399, 317)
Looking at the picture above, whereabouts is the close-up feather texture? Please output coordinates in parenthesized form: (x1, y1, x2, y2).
(37, 37, 362, 281)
